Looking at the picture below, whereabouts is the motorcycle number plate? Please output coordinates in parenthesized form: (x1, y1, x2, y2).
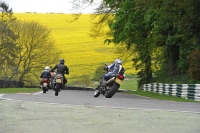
(43, 83, 48, 87)
(115, 78, 122, 85)
(56, 79, 62, 83)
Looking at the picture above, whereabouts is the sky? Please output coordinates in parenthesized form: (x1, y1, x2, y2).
(4, 0, 101, 13)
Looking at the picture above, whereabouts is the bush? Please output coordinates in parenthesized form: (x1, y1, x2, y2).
(69, 75, 91, 87)
(92, 64, 106, 81)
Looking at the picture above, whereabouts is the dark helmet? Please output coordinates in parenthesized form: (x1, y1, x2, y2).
(60, 58, 65, 64)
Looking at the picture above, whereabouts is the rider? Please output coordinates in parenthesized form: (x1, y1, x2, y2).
(50, 58, 69, 86)
(40, 66, 51, 88)
(101, 58, 125, 87)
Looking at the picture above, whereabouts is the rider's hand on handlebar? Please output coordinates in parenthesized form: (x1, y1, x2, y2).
(103, 66, 107, 70)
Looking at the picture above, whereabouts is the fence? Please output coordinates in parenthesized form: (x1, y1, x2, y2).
(0, 80, 24, 88)
(142, 83, 200, 101)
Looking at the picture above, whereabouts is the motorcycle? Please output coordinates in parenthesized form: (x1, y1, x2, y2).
(53, 74, 64, 96)
(94, 63, 125, 98)
(41, 78, 50, 93)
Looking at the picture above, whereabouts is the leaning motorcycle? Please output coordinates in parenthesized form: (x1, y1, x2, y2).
(41, 78, 50, 93)
(53, 74, 64, 96)
(94, 64, 125, 98)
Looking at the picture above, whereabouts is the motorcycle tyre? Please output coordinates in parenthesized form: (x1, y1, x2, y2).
(94, 89, 100, 98)
(42, 87, 46, 93)
(46, 85, 49, 91)
(50, 79, 54, 90)
(105, 82, 120, 98)
(55, 84, 60, 96)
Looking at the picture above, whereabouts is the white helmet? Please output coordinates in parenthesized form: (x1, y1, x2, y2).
(45, 66, 50, 71)
(115, 59, 122, 65)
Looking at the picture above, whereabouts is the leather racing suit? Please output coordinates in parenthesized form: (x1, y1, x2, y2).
(40, 69, 51, 86)
(51, 63, 69, 85)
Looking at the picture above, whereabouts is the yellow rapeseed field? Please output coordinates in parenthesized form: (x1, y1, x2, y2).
(14, 13, 136, 81)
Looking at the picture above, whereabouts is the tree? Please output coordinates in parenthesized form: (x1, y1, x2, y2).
(188, 48, 200, 81)
(148, 0, 199, 75)
(11, 20, 61, 85)
(0, 1, 18, 80)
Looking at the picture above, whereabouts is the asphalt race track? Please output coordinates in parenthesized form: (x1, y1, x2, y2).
(0, 90, 200, 133)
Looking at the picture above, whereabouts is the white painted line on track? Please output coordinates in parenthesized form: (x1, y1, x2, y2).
(16, 93, 30, 95)
(33, 91, 43, 95)
(0, 95, 200, 114)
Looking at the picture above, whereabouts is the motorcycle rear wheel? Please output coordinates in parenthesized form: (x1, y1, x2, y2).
(105, 82, 120, 98)
(42, 87, 46, 93)
(55, 84, 60, 96)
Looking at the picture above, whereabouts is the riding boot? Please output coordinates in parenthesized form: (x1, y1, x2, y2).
(62, 84, 65, 89)
(100, 78, 106, 88)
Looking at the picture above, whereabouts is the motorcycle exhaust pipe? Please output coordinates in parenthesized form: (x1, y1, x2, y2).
(106, 77, 115, 85)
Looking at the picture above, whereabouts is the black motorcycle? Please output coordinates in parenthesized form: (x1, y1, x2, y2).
(53, 74, 64, 96)
(94, 63, 125, 98)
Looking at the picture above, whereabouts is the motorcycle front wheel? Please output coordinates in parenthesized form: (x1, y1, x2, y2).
(94, 85, 101, 98)
(94, 90, 100, 98)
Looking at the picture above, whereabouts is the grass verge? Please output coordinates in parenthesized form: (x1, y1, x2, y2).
(0, 88, 40, 94)
(0, 88, 198, 103)
(120, 77, 138, 91)
(125, 90, 199, 102)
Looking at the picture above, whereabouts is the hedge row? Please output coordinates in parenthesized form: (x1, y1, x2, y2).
(0, 80, 24, 88)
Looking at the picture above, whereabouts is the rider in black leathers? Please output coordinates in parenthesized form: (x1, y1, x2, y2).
(50, 59, 69, 86)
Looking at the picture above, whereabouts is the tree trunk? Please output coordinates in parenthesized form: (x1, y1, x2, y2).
(166, 45, 180, 76)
